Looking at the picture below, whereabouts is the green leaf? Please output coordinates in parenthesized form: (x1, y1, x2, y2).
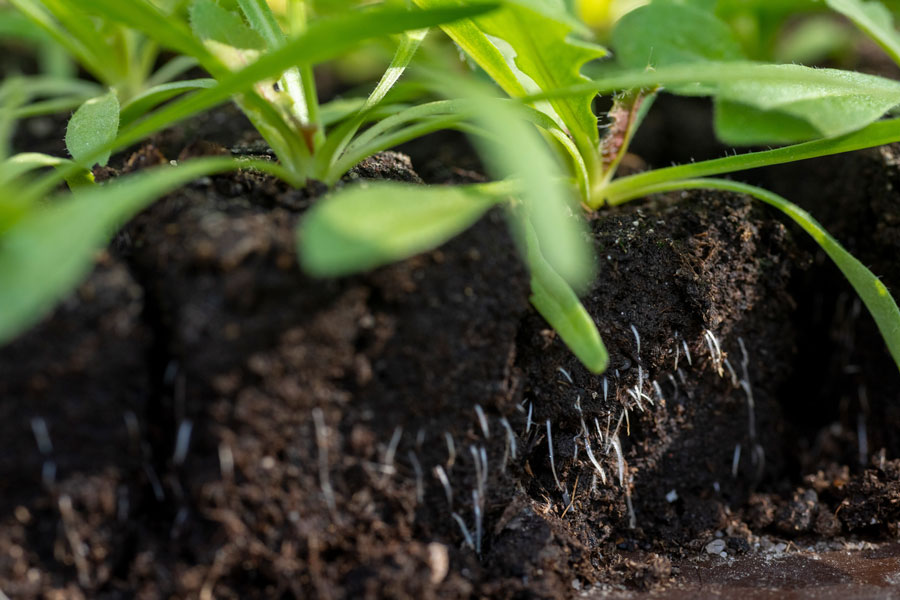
(86, 3, 503, 165)
(297, 182, 500, 277)
(477, 3, 607, 150)
(712, 64, 900, 144)
(190, 0, 266, 50)
(416, 0, 606, 158)
(566, 62, 900, 145)
(418, 67, 597, 291)
(612, 0, 744, 69)
(0, 157, 236, 346)
(65, 90, 120, 167)
(7, 0, 112, 85)
(75, 0, 212, 66)
(236, 0, 285, 49)
(826, 0, 900, 67)
(524, 219, 608, 374)
(610, 0, 900, 147)
(413, 0, 529, 99)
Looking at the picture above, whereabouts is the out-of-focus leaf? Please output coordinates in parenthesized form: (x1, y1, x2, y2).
(0, 158, 236, 346)
(826, 0, 900, 66)
(612, 0, 744, 69)
(524, 219, 608, 373)
(297, 182, 500, 277)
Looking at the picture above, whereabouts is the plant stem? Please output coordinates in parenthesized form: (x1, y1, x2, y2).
(597, 117, 900, 208)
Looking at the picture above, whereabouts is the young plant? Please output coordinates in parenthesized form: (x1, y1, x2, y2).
(0, 1, 497, 345)
(37, 0, 495, 185)
(299, 0, 900, 373)
(6, 0, 217, 146)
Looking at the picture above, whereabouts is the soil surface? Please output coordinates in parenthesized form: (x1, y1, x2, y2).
(2, 109, 900, 598)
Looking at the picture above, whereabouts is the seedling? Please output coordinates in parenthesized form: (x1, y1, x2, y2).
(0, 1, 495, 345)
(299, 0, 900, 375)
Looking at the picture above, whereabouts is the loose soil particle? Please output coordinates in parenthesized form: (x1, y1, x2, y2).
(2, 126, 900, 598)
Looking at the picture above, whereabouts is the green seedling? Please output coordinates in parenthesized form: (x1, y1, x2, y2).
(0, 1, 498, 345)
(6, 0, 219, 160)
(40, 0, 497, 184)
(300, 0, 900, 374)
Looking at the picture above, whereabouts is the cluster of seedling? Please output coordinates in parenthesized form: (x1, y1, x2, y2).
(9, 3, 900, 573)
(1, 0, 899, 382)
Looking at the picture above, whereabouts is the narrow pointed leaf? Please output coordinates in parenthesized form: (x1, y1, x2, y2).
(524, 221, 608, 374)
(97, 3, 503, 161)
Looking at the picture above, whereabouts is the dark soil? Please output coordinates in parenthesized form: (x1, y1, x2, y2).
(3, 114, 900, 598)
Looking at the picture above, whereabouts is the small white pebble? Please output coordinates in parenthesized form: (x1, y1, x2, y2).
(705, 539, 726, 555)
(665, 489, 678, 503)
(427, 543, 449, 584)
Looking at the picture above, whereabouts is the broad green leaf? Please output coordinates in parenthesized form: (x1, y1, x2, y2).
(297, 182, 500, 277)
(65, 90, 120, 167)
(190, 0, 266, 75)
(714, 99, 820, 145)
(190, 0, 266, 51)
(414, 0, 529, 99)
(524, 219, 608, 374)
(0, 157, 236, 346)
(610, 1, 899, 145)
(475, 3, 607, 151)
(712, 64, 900, 144)
(826, 0, 900, 67)
(611, 0, 744, 69)
(567, 62, 900, 145)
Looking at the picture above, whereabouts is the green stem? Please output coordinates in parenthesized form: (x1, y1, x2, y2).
(598, 117, 900, 208)
(326, 113, 475, 183)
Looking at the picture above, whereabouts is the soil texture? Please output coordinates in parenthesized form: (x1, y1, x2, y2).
(2, 121, 900, 598)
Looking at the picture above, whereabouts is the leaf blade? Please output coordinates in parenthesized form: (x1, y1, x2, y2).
(297, 182, 500, 277)
(0, 157, 236, 346)
(826, 0, 900, 67)
(524, 219, 608, 374)
(65, 90, 120, 167)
